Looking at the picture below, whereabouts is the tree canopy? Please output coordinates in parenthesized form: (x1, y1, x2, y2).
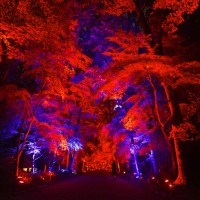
(0, 0, 200, 187)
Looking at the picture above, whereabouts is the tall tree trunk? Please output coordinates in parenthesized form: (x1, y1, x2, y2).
(49, 152, 57, 172)
(15, 155, 20, 179)
(150, 149, 158, 175)
(130, 140, 140, 177)
(148, 75, 177, 176)
(162, 82, 186, 185)
(172, 129, 186, 185)
(133, 147, 140, 177)
(32, 153, 35, 174)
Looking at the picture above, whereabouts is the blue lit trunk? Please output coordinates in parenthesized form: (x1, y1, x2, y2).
(150, 149, 157, 175)
(32, 153, 35, 174)
(132, 148, 140, 177)
(49, 152, 57, 172)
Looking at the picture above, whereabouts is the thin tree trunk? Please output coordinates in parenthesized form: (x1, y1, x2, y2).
(15, 117, 35, 177)
(130, 141, 140, 177)
(133, 148, 140, 177)
(15, 155, 20, 178)
(150, 149, 158, 175)
(161, 82, 174, 120)
(2, 66, 10, 82)
(16, 125, 24, 177)
(32, 153, 35, 174)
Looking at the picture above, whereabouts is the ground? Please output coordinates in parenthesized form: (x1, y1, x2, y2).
(2, 175, 199, 200)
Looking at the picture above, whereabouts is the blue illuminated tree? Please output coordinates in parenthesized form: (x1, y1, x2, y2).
(24, 136, 48, 174)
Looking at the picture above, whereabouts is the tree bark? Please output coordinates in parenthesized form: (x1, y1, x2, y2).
(148, 74, 177, 176)
(162, 82, 186, 185)
(171, 128, 186, 185)
(150, 149, 157, 175)
(161, 82, 182, 125)
(32, 153, 35, 174)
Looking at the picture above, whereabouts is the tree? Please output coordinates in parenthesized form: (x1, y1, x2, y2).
(24, 136, 48, 174)
(153, 0, 200, 35)
(95, 27, 200, 184)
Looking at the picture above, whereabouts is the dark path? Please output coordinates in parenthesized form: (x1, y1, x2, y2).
(5, 175, 198, 200)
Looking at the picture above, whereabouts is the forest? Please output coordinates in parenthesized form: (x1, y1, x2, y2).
(0, 0, 200, 189)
